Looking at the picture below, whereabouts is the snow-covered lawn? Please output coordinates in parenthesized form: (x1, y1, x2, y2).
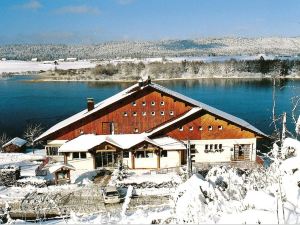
(0, 60, 96, 74)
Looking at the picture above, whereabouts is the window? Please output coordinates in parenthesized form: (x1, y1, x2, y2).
(123, 112, 128, 117)
(198, 126, 203, 131)
(161, 150, 168, 157)
(204, 143, 224, 153)
(142, 101, 146, 106)
(132, 101, 136, 106)
(123, 151, 129, 158)
(151, 111, 155, 116)
(142, 112, 147, 116)
(134, 128, 139, 133)
(179, 126, 183, 131)
(73, 152, 86, 159)
(151, 101, 155, 106)
(146, 151, 153, 158)
(46, 147, 59, 156)
(133, 112, 137, 116)
(218, 125, 223, 130)
(189, 126, 193, 131)
(170, 111, 174, 116)
(73, 152, 79, 159)
(136, 151, 145, 158)
(160, 101, 165, 106)
(160, 111, 165, 116)
(208, 126, 213, 131)
(136, 150, 153, 158)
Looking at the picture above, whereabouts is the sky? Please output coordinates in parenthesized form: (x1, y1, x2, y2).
(0, 0, 300, 44)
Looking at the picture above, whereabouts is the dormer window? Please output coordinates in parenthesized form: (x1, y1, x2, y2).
(160, 101, 165, 106)
(198, 126, 203, 131)
(189, 126, 193, 131)
(160, 111, 165, 116)
(134, 128, 139, 133)
(151, 101, 155, 106)
(123, 112, 128, 117)
(218, 125, 223, 130)
(133, 112, 137, 117)
(142, 101, 146, 106)
(132, 101, 136, 106)
(208, 126, 213, 131)
(170, 111, 174, 116)
(179, 126, 183, 131)
(151, 111, 155, 116)
(142, 112, 147, 116)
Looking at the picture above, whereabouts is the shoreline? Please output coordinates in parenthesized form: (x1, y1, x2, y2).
(22, 75, 300, 83)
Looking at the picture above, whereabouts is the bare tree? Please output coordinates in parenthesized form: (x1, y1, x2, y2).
(0, 133, 10, 152)
(23, 123, 43, 154)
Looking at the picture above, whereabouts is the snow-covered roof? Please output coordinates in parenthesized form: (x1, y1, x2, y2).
(152, 136, 186, 150)
(46, 140, 68, 145)
(36, 81, 266, 141)
(2, 137, 27, 148)
(59, 133, 186, 153)
(48, 163, 75, 174)
(59, 134, 119, 153)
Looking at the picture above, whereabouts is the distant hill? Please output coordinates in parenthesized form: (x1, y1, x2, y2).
(0, 37, 300, 61)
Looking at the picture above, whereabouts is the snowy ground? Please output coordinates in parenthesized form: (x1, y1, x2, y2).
(2, 138, 300, 224)
(0, 60, 96, 74)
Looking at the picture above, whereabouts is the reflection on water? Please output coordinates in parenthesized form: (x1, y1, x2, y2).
(0, 76, 299, 138)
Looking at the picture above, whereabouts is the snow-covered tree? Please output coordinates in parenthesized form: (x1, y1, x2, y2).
(23, 123, 43, 153)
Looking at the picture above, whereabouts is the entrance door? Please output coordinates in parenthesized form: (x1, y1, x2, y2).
(234, 144, 251, 160)
(95, 152, 118, 168)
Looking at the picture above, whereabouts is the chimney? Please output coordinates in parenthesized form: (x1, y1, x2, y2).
(87, 98, 94, 111)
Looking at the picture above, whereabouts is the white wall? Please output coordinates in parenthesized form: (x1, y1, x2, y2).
(134, 154, 158, 169)
(190, 138, 256, 163)
(160, 151, 181, 168)
(67, 152, 94, 170)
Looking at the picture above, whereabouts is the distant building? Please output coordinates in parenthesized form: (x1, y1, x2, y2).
(36, 78, 267, 170)
(58, 59, 65, 62)
(2, 137, 27, 153)
(66, 58, 77, 62)
(31, 58, 38, 62)
(1, 58, 6, 61)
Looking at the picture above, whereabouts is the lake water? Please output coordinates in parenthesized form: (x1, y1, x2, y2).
(0, 76, 299, 138)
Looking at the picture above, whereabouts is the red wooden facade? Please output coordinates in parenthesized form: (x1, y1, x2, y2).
(152, 111, 257, 140)
(43, 84, 262, 142)
(50, 87, 193, 140)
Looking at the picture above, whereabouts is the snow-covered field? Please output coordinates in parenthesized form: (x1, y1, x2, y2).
(0, 60, 96, 74)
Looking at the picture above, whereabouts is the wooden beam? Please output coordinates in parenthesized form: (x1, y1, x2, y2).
(157, 150, 160, 169)
(131, 151, 135, 169)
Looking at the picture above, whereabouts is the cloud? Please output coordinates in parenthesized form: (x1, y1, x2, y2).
(55, 5, 100, 15)
(15, 0, 42, 10)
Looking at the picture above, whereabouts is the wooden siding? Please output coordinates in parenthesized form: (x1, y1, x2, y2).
(3, 144, 26, 153)
(160, 111, 257, 140)
(51, 87, 192, 140)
